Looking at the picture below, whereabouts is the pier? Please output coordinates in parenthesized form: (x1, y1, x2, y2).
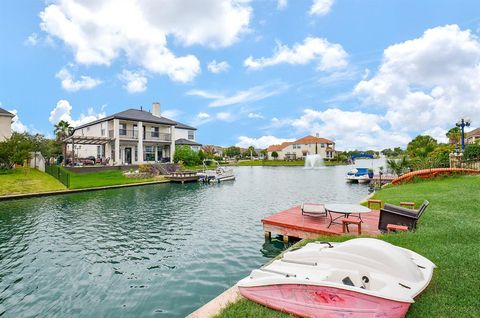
(262, 205, 381, 242)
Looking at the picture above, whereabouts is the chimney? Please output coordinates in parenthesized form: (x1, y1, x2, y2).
(316, 133, 319, 137)
(151, 102, 161, 117)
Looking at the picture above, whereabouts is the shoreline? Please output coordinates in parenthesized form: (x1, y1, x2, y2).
(0, 179, 171, 201)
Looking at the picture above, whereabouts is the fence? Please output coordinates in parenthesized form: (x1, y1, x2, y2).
(45, 164, 71, 188)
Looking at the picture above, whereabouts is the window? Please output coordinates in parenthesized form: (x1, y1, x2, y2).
(188, 130, 195, 140)
(135, 148, 138, 161)
(101, 122, 106, 136)
(321, 143, 325, 148)
(144, 146, 155, 161)
(119, 123, 127, 136)
(97, 146, 101, 157)
(151, 127, 159, 138)
(133, 125, 138, 138)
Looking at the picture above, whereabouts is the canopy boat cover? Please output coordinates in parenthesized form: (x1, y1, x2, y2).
(238, 238, 435, 318)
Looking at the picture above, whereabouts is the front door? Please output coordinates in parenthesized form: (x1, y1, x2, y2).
(125, 147, 132, 164)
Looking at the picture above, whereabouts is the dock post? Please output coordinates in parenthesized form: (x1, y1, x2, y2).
(264, 231, 271, 240)
(283, 235, 289, 243)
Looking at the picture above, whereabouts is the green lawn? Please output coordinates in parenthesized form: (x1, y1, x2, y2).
(0, 168, 66, 195)
(217, 175, 480, 318)
(68, 169, 165, 189)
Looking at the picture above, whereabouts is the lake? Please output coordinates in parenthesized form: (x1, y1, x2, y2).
(0, 160, 383, 317)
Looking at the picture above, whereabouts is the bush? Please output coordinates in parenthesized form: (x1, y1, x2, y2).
(173, 145, 201, 166)
(139, 164, 152, 173)
(464, 144, 480, 160)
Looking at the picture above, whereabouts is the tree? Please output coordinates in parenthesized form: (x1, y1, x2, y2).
(224, 146, 241, 158)
(271, 151, 279, 160)
(173, 145, 200, 166)
(247, 146, 257, 160)
(260, 149, 268, 160)
(0, 133, 33, 169)
(407, 135, 438, 158)
(201, 145, 216, 159)
(386, 155, 410, 176)
(446, 127, 461, 145)
(54, 120, 74, 164)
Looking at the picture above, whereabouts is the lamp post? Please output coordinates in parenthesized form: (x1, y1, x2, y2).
(456, 118, 471, 151)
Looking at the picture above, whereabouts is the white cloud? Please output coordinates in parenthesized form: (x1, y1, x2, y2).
(39, 0, 251, 83)
(162, 109, 182, 119)
(197, 112, 211, 119)
(244, 37, 348, 71)
(236, 135, 294, 148)
(216, 112, 233, 121)
(310, 0, 334, 16)
(8, 110, 28, 133)
(267, 108, 411, 150)
(187, 82, 288, 107)
(24, 33, 39, 46)
(118, 70, 147, 93)
(190, 112, 213, 126)
(207, 60, 230, 74)
(49, 99, 106, 127)
(248, 112, 264, 119)
(355, 24, 480, 133)
(55, 67, 102, 92)
(277, 0, 288, 10)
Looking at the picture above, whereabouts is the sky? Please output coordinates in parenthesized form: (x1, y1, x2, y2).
(1, 0, 480, 150)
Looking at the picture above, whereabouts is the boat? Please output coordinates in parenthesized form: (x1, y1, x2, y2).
(346, 168, 371, 183)
(197, 159, 235, 183)
(237, 238, 435, 318)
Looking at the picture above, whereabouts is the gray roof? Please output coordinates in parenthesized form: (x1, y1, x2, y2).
(75, 108, 183, 129)
(175, 138, 202, 146)
(0, 108, 14, 117)
(175, 122, 197, 130)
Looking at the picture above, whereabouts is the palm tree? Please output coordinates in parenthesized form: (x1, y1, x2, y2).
(54, 120, 74, 165)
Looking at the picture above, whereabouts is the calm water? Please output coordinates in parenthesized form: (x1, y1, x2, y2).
(0, 162, 381, 317)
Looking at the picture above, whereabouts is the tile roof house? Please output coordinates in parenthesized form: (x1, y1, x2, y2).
(0, 108, 15, 141)
(466, 128, 480, 145)
(267, 135, 335, 160)
(65, 102, 200, 165)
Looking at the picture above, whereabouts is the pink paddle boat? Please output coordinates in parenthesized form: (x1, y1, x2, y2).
(237, 238, 435, 318)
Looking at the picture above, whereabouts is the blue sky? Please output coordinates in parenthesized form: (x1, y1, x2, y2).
(1, 0, 480, 150)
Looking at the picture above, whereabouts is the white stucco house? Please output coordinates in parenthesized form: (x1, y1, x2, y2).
(0, 108, 14, 141)
(267, 135, 335, 160)
(65, 102, 201, 165)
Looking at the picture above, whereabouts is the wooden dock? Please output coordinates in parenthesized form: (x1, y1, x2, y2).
(166, 171, 199, 183)
(262, 205, 381, 242)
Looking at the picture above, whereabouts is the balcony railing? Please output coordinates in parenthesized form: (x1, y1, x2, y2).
(145, 131, 171, 141)
(119, 129, 139, 139)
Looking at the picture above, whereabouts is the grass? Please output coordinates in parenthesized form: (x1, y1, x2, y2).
(67, 169, 165, 189)
(217, 175, 480, 318)
(0, 168, 66, 195)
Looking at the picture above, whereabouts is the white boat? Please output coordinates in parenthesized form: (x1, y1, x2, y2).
(346, 167, 371, 183)
(197, 159, 235, 183)
(238, 238, 435, 318)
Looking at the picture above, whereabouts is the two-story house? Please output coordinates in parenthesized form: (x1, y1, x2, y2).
(267, 135, 335, 160)
(65, 103, 200, 165)
(0, 108, 14, 141)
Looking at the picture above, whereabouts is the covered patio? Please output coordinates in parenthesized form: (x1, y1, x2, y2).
(63, 135, 114, 165)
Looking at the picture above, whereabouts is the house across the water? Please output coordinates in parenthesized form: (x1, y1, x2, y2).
(466, 128, 480, 145)
(267, 135, 335, 160)
(65, 102, 201, 165)
(0, 108, 14, 141)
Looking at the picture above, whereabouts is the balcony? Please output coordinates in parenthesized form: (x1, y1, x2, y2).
(118, 129, 139, 139)
(145, 131, 171, 142)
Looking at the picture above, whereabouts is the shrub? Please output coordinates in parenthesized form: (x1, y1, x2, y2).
(464, 144, 480, 161)
(138, 164, 152, 173)
(173, 145, 201, 166)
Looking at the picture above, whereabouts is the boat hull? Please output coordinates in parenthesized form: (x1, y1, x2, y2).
(239, 284, 410, 318)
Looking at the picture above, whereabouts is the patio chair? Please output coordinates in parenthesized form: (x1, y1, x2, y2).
(301, 203, 327, 217)
(378, 200, 429, 232)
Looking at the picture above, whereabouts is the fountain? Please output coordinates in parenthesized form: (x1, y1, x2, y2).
(304, 154, 324, 169)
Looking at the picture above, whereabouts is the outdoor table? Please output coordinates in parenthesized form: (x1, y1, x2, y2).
(324, 203, 372, 228)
